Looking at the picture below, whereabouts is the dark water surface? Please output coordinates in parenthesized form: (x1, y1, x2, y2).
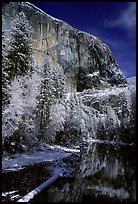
(79, 142, 136, 202)
(2, 142, 136, 202)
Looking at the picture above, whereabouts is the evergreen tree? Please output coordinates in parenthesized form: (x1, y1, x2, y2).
(2, 20, 10, 107)
(7, 11, 33, 79)
(36, 55, 67, 137)
(53, 66, 67, 99)
(36, 57, 56, 131)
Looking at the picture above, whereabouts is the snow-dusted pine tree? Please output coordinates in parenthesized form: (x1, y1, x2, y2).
(53, 66, 67, 100)
(2, 30, 9, 108)
(7, 11, 34, 79)
(36, 55, 67, 137)
(2, 16, 11, 108)
(2, 12, 40, 153)
(36, 56, 56, 134)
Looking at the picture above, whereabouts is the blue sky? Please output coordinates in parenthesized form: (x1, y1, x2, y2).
(31, 2, 136, 78)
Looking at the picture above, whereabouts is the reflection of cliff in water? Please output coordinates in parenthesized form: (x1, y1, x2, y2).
(79, 142, 136, 202)
(46, 142, 136, 202)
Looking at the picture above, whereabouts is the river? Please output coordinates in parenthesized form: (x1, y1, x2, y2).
(2, 141, 136, 202)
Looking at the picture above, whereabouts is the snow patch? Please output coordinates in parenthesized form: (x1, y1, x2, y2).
(87, 71, 99, 77)
(2, 149, 73, 170)
(83, 86, 127, 99)
(60, 49, 65, 56)
(2, 190, 18, 197)
(127, 76, 136, 86)
(46, 144, 80, 153)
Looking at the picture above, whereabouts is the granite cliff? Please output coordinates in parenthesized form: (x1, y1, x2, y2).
(2, 2, 135, 153)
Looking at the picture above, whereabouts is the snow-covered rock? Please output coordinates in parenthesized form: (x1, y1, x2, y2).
(44, 83, 135, 146)
(127, 76, 136, 86)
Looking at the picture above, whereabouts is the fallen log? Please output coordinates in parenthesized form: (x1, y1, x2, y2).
(17, 168, 67, 202)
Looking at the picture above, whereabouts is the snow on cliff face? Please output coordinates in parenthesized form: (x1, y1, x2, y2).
(127, 77, 136, 86)
(2, 2, 135, 153)
(44, 82, 135, 147)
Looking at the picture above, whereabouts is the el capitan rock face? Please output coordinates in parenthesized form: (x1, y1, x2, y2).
(2, 2, 135, 152)
(2, 2, 127, 93)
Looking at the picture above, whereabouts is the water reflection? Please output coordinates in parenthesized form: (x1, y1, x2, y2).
(46, 142, 136, 202)
(79, 142, 136, 202)
(2, 142, 136, 202)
